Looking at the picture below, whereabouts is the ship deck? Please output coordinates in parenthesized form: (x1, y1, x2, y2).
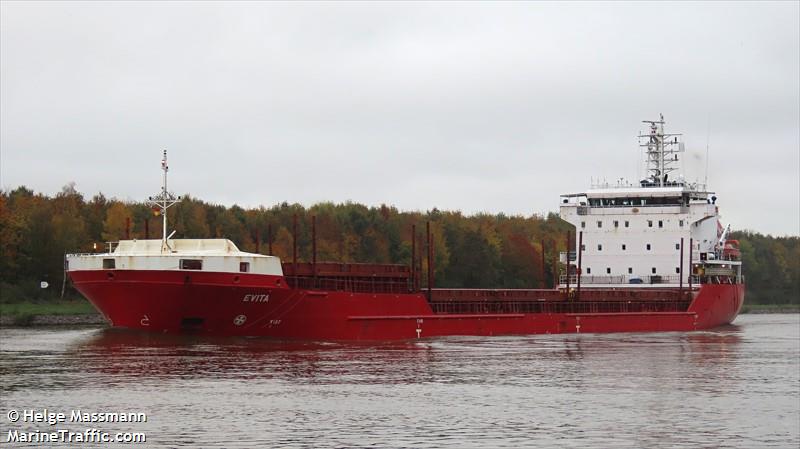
(281, 262, 694, 315)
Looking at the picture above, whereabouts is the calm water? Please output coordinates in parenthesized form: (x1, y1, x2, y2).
(1, 314, 798, 448)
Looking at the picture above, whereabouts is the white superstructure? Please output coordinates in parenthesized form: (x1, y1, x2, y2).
(67, 239, 283, 275)
(559, 115, 742, 287)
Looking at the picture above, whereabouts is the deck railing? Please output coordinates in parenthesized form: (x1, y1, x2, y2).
(429, 299, 692, 314)
(559, 274, 683, 285)
(284, 275, 411, 294)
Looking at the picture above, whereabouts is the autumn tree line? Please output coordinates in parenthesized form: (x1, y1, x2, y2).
(1, 184, 798, 305)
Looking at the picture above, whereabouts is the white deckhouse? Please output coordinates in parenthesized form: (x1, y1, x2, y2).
(559, 115, 742, 288)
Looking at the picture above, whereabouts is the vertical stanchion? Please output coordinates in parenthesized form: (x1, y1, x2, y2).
(565, 231, 571, 296)
(679, 237, 684, 295)
(577, 231, 583, 300)
(267, 223, 273, 255)
(312, 215, 317, 286)
(411, 224, 416, 292)
(540, 239, 546, 289)
(426, 221, 432, 301)
(292, 213, 298, 276)
(688, 237, 693, 292)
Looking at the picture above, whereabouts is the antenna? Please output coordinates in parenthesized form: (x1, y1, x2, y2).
(638, 114, 683, 187)
(704, 114, 710, 189)
(146, 150, 182, 252)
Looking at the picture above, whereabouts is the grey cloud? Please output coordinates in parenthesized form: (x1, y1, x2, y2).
(1, 1, 797, 235)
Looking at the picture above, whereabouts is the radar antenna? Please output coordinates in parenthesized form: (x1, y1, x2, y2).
(146, 150, 181, 252)
(638, 113, 684, 187)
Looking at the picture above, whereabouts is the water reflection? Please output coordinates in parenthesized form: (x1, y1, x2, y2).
(65, 328, 439, 384)
(0, 316, 796, 449)
(57, 325, 746, 387)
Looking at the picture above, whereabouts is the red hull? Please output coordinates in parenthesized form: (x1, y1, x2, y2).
(69, 270, 744, 340)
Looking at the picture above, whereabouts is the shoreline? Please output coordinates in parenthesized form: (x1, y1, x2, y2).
(0, 313, 109, 327)
(1, 308, 798, 328)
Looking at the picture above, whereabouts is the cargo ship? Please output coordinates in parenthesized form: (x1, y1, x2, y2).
(66, 116, 744, 340)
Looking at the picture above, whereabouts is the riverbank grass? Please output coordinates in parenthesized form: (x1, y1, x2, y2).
(0, 300, 97, 326)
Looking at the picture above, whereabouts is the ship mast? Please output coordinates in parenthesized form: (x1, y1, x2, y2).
(639, 114, 684, 187)
(147, 150, 181, 252)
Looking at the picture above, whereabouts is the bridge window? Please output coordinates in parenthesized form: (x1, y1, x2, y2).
(180, 259, 203, 270)
(239, 262, 250, 273)
(102, 258, 115, 269)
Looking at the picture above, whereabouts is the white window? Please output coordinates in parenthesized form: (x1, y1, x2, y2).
(586, 267, 592, 274)
(625, 221, 630, 228)
(628, 267, 633, 274)
(651, 267, 657, 274)
(581, 221, 586, 228)
(613, 220, 619, 228)
(658, 220, 663, 228)
(648, 220, 653, 228)
(675, 267, 680, 274)
(679, 220, 684, 227)
(622, 244, 627, 251)
(675, 243, 680, 250)
(646, 243, 651, 251)
(606, 267, 611, 274)
(581, 244, 586, 251)
(597, 221, 603, 228)
(597, 244, 603, 251)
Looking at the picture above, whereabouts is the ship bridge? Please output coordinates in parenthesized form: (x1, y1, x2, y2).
(558, 115, 741, 289)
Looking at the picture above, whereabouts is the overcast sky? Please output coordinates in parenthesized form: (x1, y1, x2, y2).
(1, 1, 798, 236)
